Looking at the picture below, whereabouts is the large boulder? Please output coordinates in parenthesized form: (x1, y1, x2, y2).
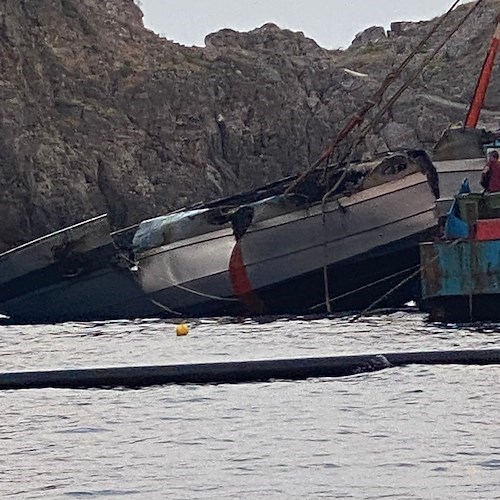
(351, 26, 387, 47)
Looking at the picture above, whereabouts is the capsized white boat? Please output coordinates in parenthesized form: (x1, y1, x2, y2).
(133, 150, 440, 317)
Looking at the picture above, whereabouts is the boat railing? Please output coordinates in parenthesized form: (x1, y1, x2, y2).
(0, 214, 109, 261)
(457, 192, 500, 225)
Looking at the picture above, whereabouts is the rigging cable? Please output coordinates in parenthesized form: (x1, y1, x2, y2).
(350, 238, 465, 322)
(309, 265, 420, 312)
(284, 0, 464, 195)
(353, 0, 487, 151)
(311, 0, 485, 315)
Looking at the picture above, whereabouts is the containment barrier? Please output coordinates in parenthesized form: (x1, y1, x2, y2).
(1, 349, 499, 390)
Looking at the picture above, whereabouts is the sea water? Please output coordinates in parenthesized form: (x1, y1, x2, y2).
(0, 313, 499, 498)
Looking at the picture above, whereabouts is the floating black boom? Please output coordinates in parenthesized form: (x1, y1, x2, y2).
(1, 349, 499, 390)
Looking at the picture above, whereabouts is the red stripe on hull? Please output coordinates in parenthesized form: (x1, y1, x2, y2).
(229, 241, 265, 314)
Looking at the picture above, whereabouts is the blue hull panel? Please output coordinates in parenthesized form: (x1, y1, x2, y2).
(420, 240, 500, 321)
(421, 240, 500, 297)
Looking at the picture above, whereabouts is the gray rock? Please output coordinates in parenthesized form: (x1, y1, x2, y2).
(351, 26, 387, 47)
(1, 0, 500, 251)
(389, 22, 414, 37)
(380, 122, 420, 151)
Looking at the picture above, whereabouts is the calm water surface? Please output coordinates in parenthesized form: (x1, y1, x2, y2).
(1, 312, 499, 499)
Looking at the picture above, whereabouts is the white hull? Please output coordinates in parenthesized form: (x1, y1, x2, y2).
(241, 173, 437, 291)
(135, 171, 438, 315)
(136, 228, 237, 313)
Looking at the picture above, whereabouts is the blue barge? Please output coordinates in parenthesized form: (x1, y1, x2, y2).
(420, 192, 500, 322)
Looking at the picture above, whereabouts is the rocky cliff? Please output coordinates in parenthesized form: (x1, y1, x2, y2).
(1, 0, 500, 251)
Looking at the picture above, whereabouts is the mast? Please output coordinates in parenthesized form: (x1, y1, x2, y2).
(464, 18, 500, 128)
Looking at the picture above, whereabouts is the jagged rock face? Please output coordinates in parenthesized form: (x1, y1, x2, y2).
(351, 26, 387, 47)
(1, 0, 500, 251)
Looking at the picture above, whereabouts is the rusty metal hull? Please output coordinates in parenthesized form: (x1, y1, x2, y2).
(420, 240, 500, 322)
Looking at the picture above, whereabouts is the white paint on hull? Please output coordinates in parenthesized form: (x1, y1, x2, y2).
(136, 172, 438, 311)
(241, 173, 437, 289)
(136, 228, 236, 309)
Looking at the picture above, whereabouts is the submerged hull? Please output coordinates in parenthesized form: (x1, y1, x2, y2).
(136, 232, 431, 318)
(251, 231, 431, 315)
(0, 216, 160, 324)
(0, 265, 159, 324)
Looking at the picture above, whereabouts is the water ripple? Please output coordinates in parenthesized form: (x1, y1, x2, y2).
(1, 313, 499, 498)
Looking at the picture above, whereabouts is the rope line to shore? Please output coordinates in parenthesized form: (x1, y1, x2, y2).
(351, 238, 465, 322)
(309, 264, 420, 312)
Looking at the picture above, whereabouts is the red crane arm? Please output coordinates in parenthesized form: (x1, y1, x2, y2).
(465, 22, 500, 128)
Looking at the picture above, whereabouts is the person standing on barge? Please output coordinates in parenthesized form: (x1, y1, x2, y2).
(481, 150, 500, 192)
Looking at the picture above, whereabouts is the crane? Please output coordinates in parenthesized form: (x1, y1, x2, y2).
(464, 17, 500, 128)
